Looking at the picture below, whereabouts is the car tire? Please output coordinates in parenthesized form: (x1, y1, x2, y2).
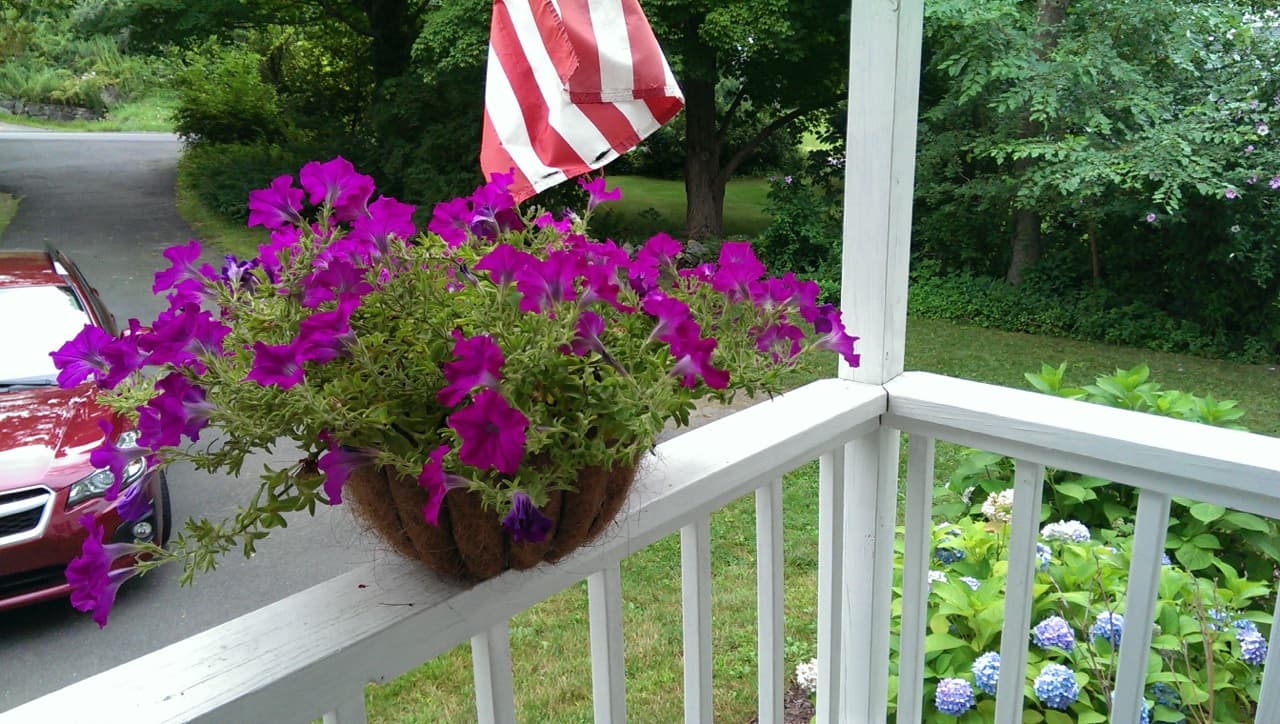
(155, 472, 173, 547)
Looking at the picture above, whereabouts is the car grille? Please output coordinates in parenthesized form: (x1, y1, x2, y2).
(0, 486, 53, 547)
(0, 565, 65, 599)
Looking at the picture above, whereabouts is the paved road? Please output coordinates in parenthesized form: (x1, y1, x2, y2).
(0, 129, 387, 710)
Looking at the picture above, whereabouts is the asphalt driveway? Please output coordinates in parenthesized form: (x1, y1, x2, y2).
(0, 128, 383, 710)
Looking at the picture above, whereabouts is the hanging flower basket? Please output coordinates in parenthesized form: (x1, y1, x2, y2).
(52, 157, 862, 626)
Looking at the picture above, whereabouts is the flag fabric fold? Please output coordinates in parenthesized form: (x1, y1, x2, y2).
(481, 0, 684, 202)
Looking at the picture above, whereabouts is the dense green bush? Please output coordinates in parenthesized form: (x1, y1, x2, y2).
(172, 45, 288, 145)
(179, 142, 319, 222)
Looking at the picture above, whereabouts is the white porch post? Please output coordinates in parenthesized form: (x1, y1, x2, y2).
(837, 0, 924, 721)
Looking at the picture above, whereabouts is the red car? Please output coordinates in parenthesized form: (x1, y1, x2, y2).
(0, 248, 169, 612)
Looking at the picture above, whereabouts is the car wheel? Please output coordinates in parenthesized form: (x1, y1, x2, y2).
(155, 472, 173, 547)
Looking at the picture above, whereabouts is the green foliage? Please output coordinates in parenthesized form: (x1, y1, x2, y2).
(897, 515, 1272, 721)
(172, 44, 289, 145)
(941, 363, 1279, 582)
(755, 174, 840, 301)
(179, 142, 319, 223)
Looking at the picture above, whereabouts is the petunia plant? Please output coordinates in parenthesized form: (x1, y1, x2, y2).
(52, 157, 860, 626)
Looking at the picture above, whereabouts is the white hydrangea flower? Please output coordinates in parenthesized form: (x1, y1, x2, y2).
(795, 657, 819, 694)
(1041, 520, 1090, 543)
(981, 488, 1015, 523)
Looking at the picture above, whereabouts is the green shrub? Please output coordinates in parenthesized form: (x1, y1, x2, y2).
(172, 45, 288, 145)
(179, 142, 318, 223)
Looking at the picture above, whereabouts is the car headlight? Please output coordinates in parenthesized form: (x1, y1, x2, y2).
(67, 434, 147, 508)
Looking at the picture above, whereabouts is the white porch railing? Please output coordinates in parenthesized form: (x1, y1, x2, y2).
(5, 371, 1279, 723)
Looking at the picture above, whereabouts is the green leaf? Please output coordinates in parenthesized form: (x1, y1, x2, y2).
(1188, 502, 1225, 523)
(1044, 711, 1075, 724)
(1190, 533, 1221, 549)
(1222, 511, 1271, 533)
(925, 632, 971, 652)
(1075, 710, 1107, 723)
(1053, 481, 1094, 503)
(1175, 544, 1214, 571)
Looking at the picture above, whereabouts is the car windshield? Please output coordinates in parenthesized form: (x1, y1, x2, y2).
(0, 286, 92, 386)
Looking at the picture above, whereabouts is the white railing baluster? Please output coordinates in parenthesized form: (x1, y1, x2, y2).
(471, 622, 517, 724)
(1113, 490, 1172, 723)
(321, 689, 367, 724)
(843, 428, 902, 723)
(588, 565, 628, 724)
(755, 479, 786, 724)
(896, 434, 935, 723)
(681, 517, 714, 723)
(995, 459, 1046, 724)
(816, 446, 848, 723)
(1255, 586, 1280, 721)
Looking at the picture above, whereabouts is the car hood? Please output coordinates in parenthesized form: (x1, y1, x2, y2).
(0, 383, 110, 491)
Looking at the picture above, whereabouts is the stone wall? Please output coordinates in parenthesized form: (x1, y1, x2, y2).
(0, 99, 102, 122)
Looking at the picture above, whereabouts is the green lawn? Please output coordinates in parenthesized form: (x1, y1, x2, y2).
(0, 192, 18, 240)
(0, 90, 177, 132)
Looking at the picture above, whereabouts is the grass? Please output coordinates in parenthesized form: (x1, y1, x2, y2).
(0, 90, 177, 132)
(359, 318, 1279, 722)
(175, 153, 269, 260)
(593, 175, 771, 240)
(169, 163, 1280, 719)
(0, 192, 18, 240)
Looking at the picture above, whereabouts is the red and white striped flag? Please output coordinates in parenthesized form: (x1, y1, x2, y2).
(481, 0, 684, 202)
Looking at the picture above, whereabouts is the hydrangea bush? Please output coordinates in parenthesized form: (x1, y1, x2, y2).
(899, 514, 1273, 721)
(52, 158, 860, 626)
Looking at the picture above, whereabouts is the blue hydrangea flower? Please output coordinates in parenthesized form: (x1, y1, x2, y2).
(1032, 615, 1076, 651)
(1040, 520, 1090, 543)
(1035, 543, 1052, 570)
(960, 576, 981, 591)
(1109, 691, 1152, 724)
(935, 547, 965, 564)
(1160, 553, 1172, 566)
(1206, 608, 1229, 632)
(1149, 681, 1180, 709)
(934, 678, 975, 716)
(1091, 611, 1124, 647)
(1233, 619, 1259, 634)
(1033, 663, 1079, 710)
(971, 651, 1000, 695)
(1239, 629, 1268, 665)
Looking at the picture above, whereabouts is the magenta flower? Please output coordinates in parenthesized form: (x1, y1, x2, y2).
(247, 175, 305, 230)
(448, 389, 528, 475)
(115, 476, 154, 523)
(257, 226, 302, 275)
(533, 211, 573, 233)
(437, 330, 505, 407)
(755, 323, 805, 362)
(475, 244, 536, 286)
(89, 420, 150, 497)
(812, 305, 861, 367)
(245, 340, 304, 388)
(468, 173, 524, 241)
(633, 233, 682, 281)
(66, 515, 141, 628)
(50, 324, 113, 388)
(136, 373, 214, 448)
(711, 242, 766, 301)
(501, 491, 554, 543)
(344, 196, 418, 259)
(642, 293, 694, 344)
(669, 335, 729, 389)
(300, 258, 373, 308)
(565, 310, 607, 357)
(152, 239, 215, 296)
(1225, 187, 1239, 199)
(141, 304, 230, 370)
(316, 433, 378, 505)
(296, 299, 359, 364)
(299, 156, 373, 216)
(578, 176, 622, 211)
(220, 254, 259, 292)
(417, 445, 469, 526)
(427, 198, 472, 248)
(515, 250, 582, 313)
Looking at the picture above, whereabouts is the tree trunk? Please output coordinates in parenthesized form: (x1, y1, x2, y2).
(366, 0, 414, 92)
(682, 15, 723, 241)
(1005, 0, 1068, 286)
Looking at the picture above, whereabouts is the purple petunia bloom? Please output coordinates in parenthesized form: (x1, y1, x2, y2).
(258, 226, 302, 275)
(566, 310, 607, 357)
(244, 340, 304, 389)
(316, 432, 378, 505)
(468, 172, 524, 241)
(755, 322, 805, 362)
(669, 334, 730, 389)
(437, 330, 505, 407)
(296, 299, 359, 365)
(578, 175, 622, 211)
(65, 515, 141, 628)
(141, 304, 230, 371)
(417, 445, 469, 526)
(220, 254, 259, 292)
(428, 197, 473, 248)
(631, 232, 682, 286)
(136, 373, 214, 448)
(474, 243, 536, 287)
(502, 491, 555, 543)
(114, 476, 154, 523)
(710, 242, 766, 301)
(515, 250, 582, 313)
(811, 305, 861, 367)
(343, 196, 418, 259)
(533, 210, 573, 234)
(642, 293, 694, 344)
(50, 324, 114, 388)
(153, 239, 216, 297)
(247, 175, 305, 230)
(448, 389, 528, 475)
(1034, 663, 1079, 710)
(1033, 615, 1076, 651)
(299, 156, 373, 218)
(300, 258, 374, 309)
(934, 678, 975, 716)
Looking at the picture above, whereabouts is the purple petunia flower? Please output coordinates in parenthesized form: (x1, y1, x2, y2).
(631, 233, 682, 287)
(501, 491, 555, 543)
(710, 242, 766, 302)
(296, 299, 359, 364)
(448, 389, 528, 475)
(298, 156, 372, 216)
(300, 258, 373, 309)
(220, 254, 259, 292)
(247, 175, 305, 230)
(428, 197, 473, 248)
(136, 373, 215, 448)
(514, 250, 582, 313)
(343, 196, 417, 259)
(50, 324, 114, 388)
(316, 432, 378, 505)
(437, 330, 505, 407)
(65, 515, 141, 628)
(244, 340, 304, 389)
(1033, 615, 1076, 651)
(88, 420, 150, 498)
(669, 334, 730, 389)
(933, 678, 975, 716)
(566, 310, 607, 357)
(811, 305, 861, 367)
(474, 243, 536, 287)
(468, 172, 524, 241)
(1033, 663, 1079, 710)
(754, 323, 805, 363)
(417, 445, 469, 527)
(152, 239, 216, 297)
(972, 652, 1000, 695)
(578, 175, 622, 211)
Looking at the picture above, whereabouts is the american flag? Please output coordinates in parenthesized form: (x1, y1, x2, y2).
(481, 0, 684, 202)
